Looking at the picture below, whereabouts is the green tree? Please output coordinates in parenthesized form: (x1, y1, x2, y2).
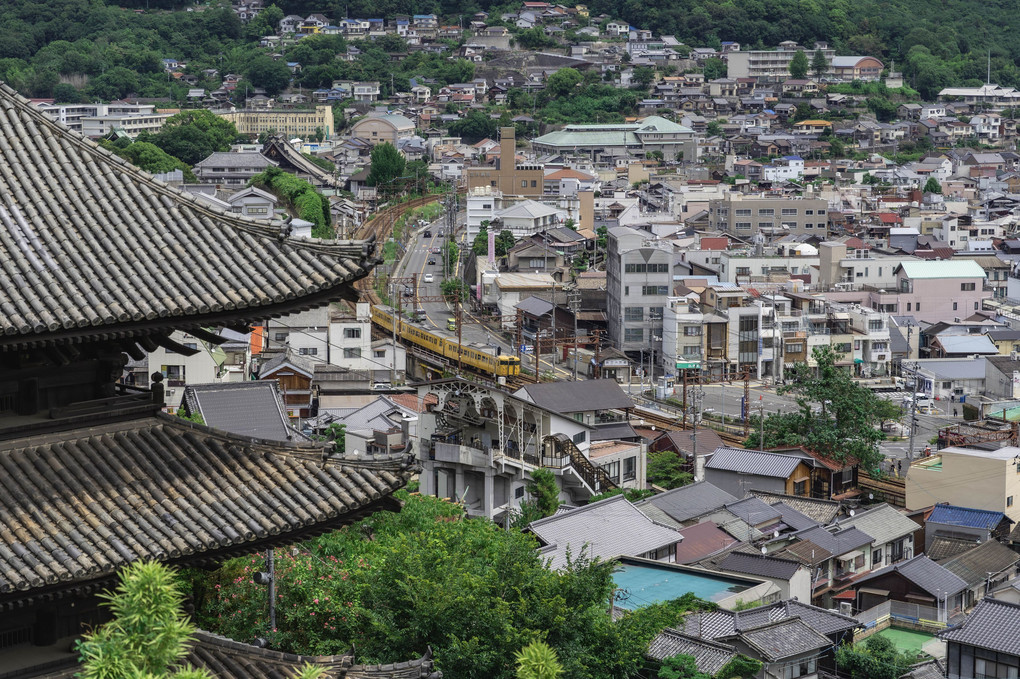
(706, 121, 723, 136)
(443, 239, 459, 272)
(745, 346, 890, 471)
(527, 468, 561, 518)
(789, 50, 809, 79)
(547, 67, 582, 97)
(76, 561, 211, 679)
(367, 142, 406, 189)
(472, 228, 490, 256)
(923, 176, 942, 193)
(440, 278, 468, 302)
(647, 449, 694, 489)
(657, 654, 709, 679)
(516, 640, 564, 679)
(110, 140, 197, 181)
(148, 110, 239, 166)
(496, 229, 516, 257)
(633, 66, 656, 89)
(448, 109, 498, 144)
(811, 49, 828, 78)
(245, 56, 291, 97)
(835, 635, 914, 679)
(702, 58, 725, 80)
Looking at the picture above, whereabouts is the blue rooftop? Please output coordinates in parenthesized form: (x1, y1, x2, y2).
(613, 560, 757, 608)
(928, 504, 1009, 531)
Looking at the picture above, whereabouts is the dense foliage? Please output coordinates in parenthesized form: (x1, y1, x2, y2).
(142, 110, 241, 166)
(198, 492, 712, 679)
(647, 449, 694, 489)
(835, 634, 916, 679)
(367, 142, 406, 189)
(744, 346, 901, 471)
(250, 166, 332, 237)
(101, 138, 197, 181)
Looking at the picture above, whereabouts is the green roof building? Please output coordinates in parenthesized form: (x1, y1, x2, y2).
(532, 116, 696, 161)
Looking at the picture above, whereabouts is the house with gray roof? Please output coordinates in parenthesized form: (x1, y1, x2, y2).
(181, 381, 309, 442)
(513, 379, 634, 426)
(852, 554, 968, 619)
(728, 618, 832, 676)
(940, 598, 1020, 679)
(837, 503, 919, 570)
(645, 631, 737, 675)
(193, 151, 277, 186)
(926, 504, 1014, 551)
(938, 540, 1020, 610)
(703, 448, 814, 499)
(711, 551, 812, 602)
(747, 490, 845, 525)
(528, 494, 683, 570)
(635, 481, 737, 526)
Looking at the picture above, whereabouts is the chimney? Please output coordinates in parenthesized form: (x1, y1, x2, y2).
(498, 125, 515, 170)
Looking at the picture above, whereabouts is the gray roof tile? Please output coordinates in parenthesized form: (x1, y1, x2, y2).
(706, 448, 804, 478)
(736, 618, 831, 660)
(856, 555, 968, 598)
(838, 504, 918, 546)
(0, 84, 373, 346)
(183, 381, 307, 442)
(0, 413, 414, 600)
(725, 497, 782, 525)
(718, 552, 802, 580)
(529, 494, 682, 570)
(938, 540, 1020, 587)
(747, 490, 844, 524)
(940, 598, 1020, 656)
(792, 525, 875, 556)
(638, 481, 738, 523)
(646, 630, 736, 673)
(514, 379, 634, 413)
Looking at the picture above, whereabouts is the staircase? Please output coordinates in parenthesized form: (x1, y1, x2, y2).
(549, 434, 618, 496)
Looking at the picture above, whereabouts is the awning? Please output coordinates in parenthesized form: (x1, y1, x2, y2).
(839, 550, 864, 560)
(833, 590, 857, 600)
(858, 587, 889, 597)
(854, 358, 864, 364)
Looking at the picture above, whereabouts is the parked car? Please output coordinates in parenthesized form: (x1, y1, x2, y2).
(423, 273, 434, 283)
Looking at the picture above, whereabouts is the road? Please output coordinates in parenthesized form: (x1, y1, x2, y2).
(392, 215, 575, 379)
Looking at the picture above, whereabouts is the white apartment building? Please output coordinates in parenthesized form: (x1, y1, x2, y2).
(847, 305, 892, 377)
(35, 101, 165, 135)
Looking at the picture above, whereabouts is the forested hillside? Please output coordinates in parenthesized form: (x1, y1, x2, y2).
(2, 0, 1020, 100)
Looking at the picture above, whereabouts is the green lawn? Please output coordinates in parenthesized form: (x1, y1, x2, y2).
(876, 627, 935, 656)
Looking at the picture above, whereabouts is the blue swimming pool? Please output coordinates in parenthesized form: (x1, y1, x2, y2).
(613, 561, 757, 609)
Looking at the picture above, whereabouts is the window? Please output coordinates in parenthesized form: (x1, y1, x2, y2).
(528, 258, 546, 268)
(781, 208, 797, 216)
(917, 302, 920, 311)
(872, 548, 883, 567)
(793, 479, 806, 496)
(572, 431, 586, 444)
(530, 180, 537, 187)
(786, 343, 804, 353)
(602, 460, 621, 483)
(648, 308, 663, 320)
(868, 319, 883, 331)
(953, 302, 958, 310)
(961, 282, 976, 291)
(344, 328, 362, 339)
(275, 332, 288, 342)
(374, 350, 385, 358)
(735, 222, 752, 230)
(343, 348, 361, 358)
(907, 302, 912, 311)
(642, 285, 668, 296)
(684, 326, 702, 336)
(521, 180, 527, 187)
(298, 347, 318, 355)
(515, 486, 525, 499)
(624, 307, 643, 322)
(683, 345, 701, 357)
(624, 328, 644, 342)
(804, 223, 813, 229)
(757, 222, 773, 230)
(625, 263, 646, 273)
(735, 208, 751, 217)
(758, 208, 775, 216)
(1009, 496, 1014, 508)
(624, 456, 636, 481)
(805, 209, 814, 215)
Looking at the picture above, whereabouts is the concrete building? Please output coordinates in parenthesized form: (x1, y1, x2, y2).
(350, 113, 415, 146)
(217, 105, 335, 139)
(894, 260, 992, 324)
(464, 126, 545, 197)
(708, 193, 829, 237)
(726, 44, 834, 80)
(34, 101, 164, 134)
(606, 226, 673, 358)
(80, 111, 173, 138)
(906, 447, 1020, 524)
(531, 116, 696, 162)
(192, 152, 277, 187)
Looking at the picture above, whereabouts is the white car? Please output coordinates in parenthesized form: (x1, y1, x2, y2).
(423, 273, 434, 283)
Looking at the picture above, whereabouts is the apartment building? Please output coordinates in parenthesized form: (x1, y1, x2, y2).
(708, 193, 829, 237)
(606, 226, 673, 358)
(726, 43, 834, 80)
(80, 111, 173, 138)
(700, 284, 768, 378)
(216, 104, 335, 138)
(662, 298, 706, 372)
(35, 101, 165, 135)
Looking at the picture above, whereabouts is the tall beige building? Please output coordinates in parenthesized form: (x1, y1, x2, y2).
(217, 105, 335, 139)
(708, 193, 829, 236)
(465, 127, 544, 197)
(906, 446, 1020, 524)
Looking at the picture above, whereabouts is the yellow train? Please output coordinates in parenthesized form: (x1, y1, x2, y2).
(371, 305, 521, 378)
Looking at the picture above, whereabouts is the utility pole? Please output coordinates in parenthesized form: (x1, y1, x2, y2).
(907, 361, 919, 461)
(567, 288, 582, 381)
(392, 282, 399, 385)
(758, 395, 765, 452)
(593, 329, 602, 379)
(456, 300, 463, 374)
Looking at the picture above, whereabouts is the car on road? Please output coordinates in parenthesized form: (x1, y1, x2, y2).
(372, 382, 391, 390)
(402, 286, 412, 297)
(423, 230, 432, 237)
(423, 273, 434, 283)
(428, 258, 436, 265)
(430, 247, 441, 254)
(447, 317, 456, 331)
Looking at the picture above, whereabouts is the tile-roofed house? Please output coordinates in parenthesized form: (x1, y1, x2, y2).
(513, 379, 634, 421)
(182, 381, 308, 442)
(938, 540, 1020, 608)
(837, 503, 918, 567)
(900, 658, 946, 679)
(791, 525, 874, 556)
(528, 494, 682, 570)
(717, 552, 802, 581)
(940, 598, 1020, 677)
(42, 631, 442, 679)
(928, 535, 983, 562)
(771, 502, 821, 531)
(724, 497, 783, 526)
(747, 490, 844, 524)
(636, 481, 738, 526)
(852, 555, 968, 614)
(649, 428, 726, 461)
(645, 630, 737, 674)
(675, 521, 738, 564)
(705, 448, 804, 477)
(927, 504, 1013, 547)
(732, 618, 832, 667)
(704, 448, 814, 498)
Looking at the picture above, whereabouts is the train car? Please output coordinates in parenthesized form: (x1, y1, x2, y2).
(371, 305, 521, 378)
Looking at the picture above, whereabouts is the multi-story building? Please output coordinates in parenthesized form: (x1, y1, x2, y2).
(350, 113, 415, 146)
(699, 284, 769, 378)
(726, 43, 834, 80)
(216, 104, 335, 138)
(606, 226, 673, 360)
(465, 127, 545, 198)
(34, 101, 165, 135)
(708, 193, 829, 237)
(531, 116, 697, 162)
(894, 260, 992, 324)
(80, 111, 173, 138)
(662, 298, 706, 373)
(907, 447, 1020, 524)
(847, 305, 892, 377)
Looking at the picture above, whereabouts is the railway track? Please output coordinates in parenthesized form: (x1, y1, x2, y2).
(353, 194, 440, 305)
(627, 405, 747, 446)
